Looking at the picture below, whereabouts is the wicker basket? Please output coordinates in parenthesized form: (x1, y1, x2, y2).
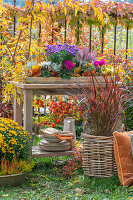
(82, 134, 117, 178)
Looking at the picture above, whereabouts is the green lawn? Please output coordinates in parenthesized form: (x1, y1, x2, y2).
(0, 156, 133, 200)
(0, 136, 133, 200)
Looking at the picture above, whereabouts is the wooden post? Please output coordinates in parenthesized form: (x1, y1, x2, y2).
(14, 0, 16, 37)
(14, 89, 23, 126)
(39, 23, 41, 42)
(89, 25, 92, 52)
(126, 26, 129, 60)
(24, 89, 33, 133)
(101, 28, 104, 54)
(64, 16, 67, 43)
(0, 26, 2, 61)
(77, 18, 79, 44)
(114, 25, 116, 55)
(51, 2, 54, 44)
(51, 21, 53, 43)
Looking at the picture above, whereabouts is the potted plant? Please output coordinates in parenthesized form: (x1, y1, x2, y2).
(0, 118, 35, 186)
(29, 44, 109, 81)
(40, 43, 79, 79)
(79, 73, 131, 178)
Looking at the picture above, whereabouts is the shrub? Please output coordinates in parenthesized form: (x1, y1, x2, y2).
(0, 118, 31, 162)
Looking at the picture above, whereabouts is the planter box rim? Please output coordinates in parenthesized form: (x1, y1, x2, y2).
(0, 171, 31, 178)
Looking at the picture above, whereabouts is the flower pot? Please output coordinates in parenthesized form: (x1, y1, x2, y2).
(82, 134, 117, 178)
(0, 172, 31, 186)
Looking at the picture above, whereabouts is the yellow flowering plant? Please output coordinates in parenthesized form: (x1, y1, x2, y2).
(0, 118, 31, 162)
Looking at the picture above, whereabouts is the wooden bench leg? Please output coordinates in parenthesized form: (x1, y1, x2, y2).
(24, 89, 33, 134)
(14, 89, 23, 126)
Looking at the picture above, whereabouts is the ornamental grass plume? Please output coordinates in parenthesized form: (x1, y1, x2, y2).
(79, 73, 132, 136)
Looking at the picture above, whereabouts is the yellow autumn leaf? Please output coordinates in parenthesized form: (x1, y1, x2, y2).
(52, 5, 55, 14)
(75, 8, 77, 17)
(64, 7, 67, 16)
(75, 193, 82, 197)
(84, 3, 87, 12)
(48, 3, 50, 10)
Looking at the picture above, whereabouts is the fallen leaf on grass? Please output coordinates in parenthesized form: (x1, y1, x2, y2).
(2, 194, 9, 197)
(41, 174, 46, 178)
(104, 189, 110, 193)
(75, 193, 82, 197)
(74, 179, 79, 184)
(75, 188, 84, 194)
(23, 191, 29, 194)
(41, 183, 46, 187)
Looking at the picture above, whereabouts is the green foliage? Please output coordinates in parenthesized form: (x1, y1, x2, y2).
(0, 154, 132, 199)
(59, 67, 74, 79)
(0, 118, 31, 162)
(49, 50, 74, 65)
(41, 68, 50, 78)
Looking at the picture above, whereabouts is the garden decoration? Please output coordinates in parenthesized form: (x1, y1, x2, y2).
(38, 127, 72, 152)
(79, 73, 132, 178)
(113, 131, 133, 186)
(0, 118, 34, 186)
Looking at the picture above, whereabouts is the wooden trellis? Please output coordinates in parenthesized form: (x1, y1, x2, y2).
(2, 0, 133, 58)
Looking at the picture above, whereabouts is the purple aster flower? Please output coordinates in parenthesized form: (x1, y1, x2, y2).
(41, 52, 44, 55)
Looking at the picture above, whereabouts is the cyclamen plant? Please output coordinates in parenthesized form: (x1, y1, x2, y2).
(41, 43, 79, 79)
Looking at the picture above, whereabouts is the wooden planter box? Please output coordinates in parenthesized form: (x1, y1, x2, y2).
(24, 76, 108, 84)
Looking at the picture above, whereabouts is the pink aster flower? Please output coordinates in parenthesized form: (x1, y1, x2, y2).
(98, 59, 105, 66)
(93, 61, 99, 67)
(64, 60, 76, 70)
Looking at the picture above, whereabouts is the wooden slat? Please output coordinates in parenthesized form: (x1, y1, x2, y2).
(24, 76, 105, 84)
(32, 146, 75, 158)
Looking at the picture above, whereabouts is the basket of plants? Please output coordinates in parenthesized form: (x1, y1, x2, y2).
(83, 134, 116, 178)
(79, 73, 130, 178)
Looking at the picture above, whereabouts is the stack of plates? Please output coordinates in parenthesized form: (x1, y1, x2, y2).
(39, 139, 70, 152)
(38, 128, 70, 152)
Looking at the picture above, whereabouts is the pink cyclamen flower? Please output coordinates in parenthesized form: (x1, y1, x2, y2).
(64, 60, 76, 70)
(93, 61, 99, 67)
(98, 59, 105, 66)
